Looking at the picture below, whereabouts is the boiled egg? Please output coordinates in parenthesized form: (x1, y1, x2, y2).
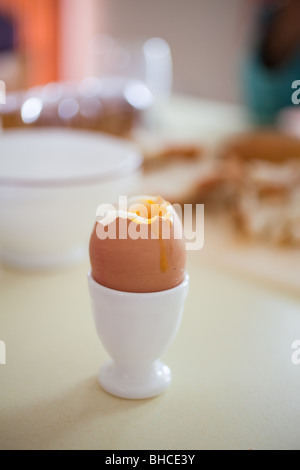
(89, 195, 186, 293)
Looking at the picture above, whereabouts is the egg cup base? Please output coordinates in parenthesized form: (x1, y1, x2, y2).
(88, 271, 189, 400)
(98, 359, 172, 400)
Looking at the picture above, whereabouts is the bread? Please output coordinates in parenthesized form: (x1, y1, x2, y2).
(219, 131, 300, 246)
(219, 130, 300, 163)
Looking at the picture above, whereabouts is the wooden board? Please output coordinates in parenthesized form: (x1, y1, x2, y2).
(201, 214, 300, 295)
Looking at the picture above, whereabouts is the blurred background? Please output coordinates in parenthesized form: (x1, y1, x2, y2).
(0, 0, 300, 282)
(1, 0, 300, 451)
(0, 0, 250, 99)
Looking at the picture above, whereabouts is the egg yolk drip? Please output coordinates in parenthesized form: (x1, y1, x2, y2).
(128, 197, 172, 273)
(96, 196, 176, 275)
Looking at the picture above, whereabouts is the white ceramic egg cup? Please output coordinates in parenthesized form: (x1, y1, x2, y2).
(88, 271, 189, 399)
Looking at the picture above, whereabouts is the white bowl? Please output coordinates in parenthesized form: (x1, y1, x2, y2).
(0, 129, 143, 269)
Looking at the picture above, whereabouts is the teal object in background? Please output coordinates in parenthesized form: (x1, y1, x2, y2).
(243, 49, 300, 126)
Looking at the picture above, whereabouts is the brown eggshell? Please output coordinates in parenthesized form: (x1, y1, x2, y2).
(89, 212, 186, 293)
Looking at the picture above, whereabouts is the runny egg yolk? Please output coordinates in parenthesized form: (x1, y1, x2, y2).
(128, 197, 172, 272)
(128, 196, 172, 226)
(159, 237, 168, 273)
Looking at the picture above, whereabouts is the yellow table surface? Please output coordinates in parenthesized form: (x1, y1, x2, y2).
(1, 249, 300, 450)
(1, 96, 300, 450)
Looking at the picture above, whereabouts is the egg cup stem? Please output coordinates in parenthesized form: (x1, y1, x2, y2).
(88, 272, 189, 399)
(99, 359, 172, 399)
